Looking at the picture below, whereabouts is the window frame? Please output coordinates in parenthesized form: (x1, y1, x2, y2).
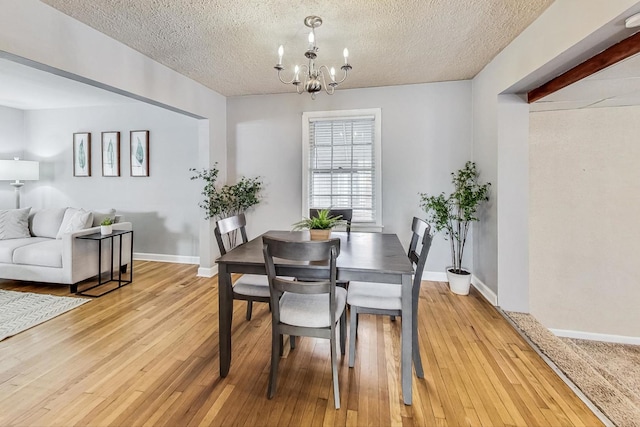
(302, 108, 383, 231)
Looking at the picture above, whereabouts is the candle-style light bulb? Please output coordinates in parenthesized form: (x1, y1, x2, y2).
(330, 67, 336, 80)
(294, 65, 300, 81)
(308, 31, 315, 46)
(278, 45, 284, 65)
(343, 48, 349, 64)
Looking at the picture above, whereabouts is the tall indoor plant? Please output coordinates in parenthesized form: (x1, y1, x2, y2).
(191, 164, 263, 247)
(419, 161, 490, 295)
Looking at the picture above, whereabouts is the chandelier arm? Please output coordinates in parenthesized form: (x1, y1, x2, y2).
(317, 66, 334, 95)
(276, 68, 297, 85)
(332, 66, 351, 85)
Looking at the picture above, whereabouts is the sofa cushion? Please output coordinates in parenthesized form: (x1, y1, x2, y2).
(0, 208, 31, 240)
(91, 209, 116, 227)
(56, 208, 93, 239)
(30, 208, 66, 238)
(13, 239, 63, 268)
(0, 237, 49, 263)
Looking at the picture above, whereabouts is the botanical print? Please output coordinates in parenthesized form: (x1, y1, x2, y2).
(73, 133, 91, 177)
(102, 132, 120, 177)
(130, 130, 149, 177)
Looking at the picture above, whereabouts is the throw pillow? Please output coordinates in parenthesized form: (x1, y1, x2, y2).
(0, 207, 31, 240)
(91, 209, 117, 227)
(30, 208, 67, 238)
(56, 208, 93, 239)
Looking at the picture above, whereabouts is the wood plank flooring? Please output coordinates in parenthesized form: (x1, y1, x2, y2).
(0, 261, 603, 426)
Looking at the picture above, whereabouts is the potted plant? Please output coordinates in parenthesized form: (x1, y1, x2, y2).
(419, 161, 490, 295)
(100, 217, 114, 235)
(292, 208, 347, 240)
(191, 164, 263, 248)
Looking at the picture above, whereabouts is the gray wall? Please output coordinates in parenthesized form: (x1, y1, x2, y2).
(227, 81, 472, 274)
(21, 103, 201, 258)
(530, 106, 640, 337)
(0, 105, 26, 208)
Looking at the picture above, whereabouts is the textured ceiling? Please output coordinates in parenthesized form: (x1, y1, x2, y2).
(40, 0, 553, 97)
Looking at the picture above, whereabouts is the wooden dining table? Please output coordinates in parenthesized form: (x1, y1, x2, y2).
(216, 230, 417, 405)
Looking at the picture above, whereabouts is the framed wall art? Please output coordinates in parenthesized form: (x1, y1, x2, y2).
(101, 131, 120, 177)
(130, 130, 149, 177)
(73, 132, 91, 177)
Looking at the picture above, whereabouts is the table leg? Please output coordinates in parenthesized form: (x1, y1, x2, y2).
(218, 263, 233, 377)
(401, 273, 412, 405)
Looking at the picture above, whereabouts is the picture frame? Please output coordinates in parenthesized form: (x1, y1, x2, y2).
(101, 131, 120, 177)
(73, 132, 91, 177)
(130, 130, 150, 177)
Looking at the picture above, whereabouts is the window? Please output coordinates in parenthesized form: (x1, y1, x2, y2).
(302, 109, 382, 228)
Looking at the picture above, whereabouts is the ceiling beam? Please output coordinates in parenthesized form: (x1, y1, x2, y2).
(528, 31, 640, 103)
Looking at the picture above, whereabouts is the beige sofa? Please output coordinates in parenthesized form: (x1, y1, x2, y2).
(0, 207, 132, 293)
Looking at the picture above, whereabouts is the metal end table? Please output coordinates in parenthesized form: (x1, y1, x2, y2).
(76, 229, 134, 297)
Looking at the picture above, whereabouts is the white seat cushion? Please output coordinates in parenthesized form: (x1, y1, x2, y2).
(13, 239, 63, 268)
(347, 281, 402, 311)
(279, 287, 346, 328)
(233, 274, 270, 297)
(232, 274, 295, 298)
(0, 237, 49, 263)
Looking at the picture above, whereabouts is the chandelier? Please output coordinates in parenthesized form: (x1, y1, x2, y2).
(274, 16, 352, 99)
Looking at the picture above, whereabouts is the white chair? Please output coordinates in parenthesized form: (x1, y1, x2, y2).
(347, 217, 433, 376)
(262, 235, 346, 409)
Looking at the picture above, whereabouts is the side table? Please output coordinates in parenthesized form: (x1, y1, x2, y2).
(76, 229, 134, 297)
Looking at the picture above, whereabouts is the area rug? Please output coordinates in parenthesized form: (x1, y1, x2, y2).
(505, 311, 640, 427)
(0, 290, 89, 341)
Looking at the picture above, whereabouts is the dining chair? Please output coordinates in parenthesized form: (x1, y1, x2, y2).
(214, 213, 271, 321)
(309, 208, 352, 233)
(262, 235, 346, 409)
(346, 217, 433, 376)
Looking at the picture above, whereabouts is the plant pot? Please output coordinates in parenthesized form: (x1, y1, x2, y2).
(100, 225, 113, 235)
(446, 268, 472, 296)
(309, 229, 331, 240)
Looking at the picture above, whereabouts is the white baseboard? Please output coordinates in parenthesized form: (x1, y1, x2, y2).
(197, 265, 218, 278)
(421, 271, 447, 282)
(133, 252, 199, 265)
(549, 328, 640, 346)
(421, 271, 498, 306)
(471, 275, 498, 306)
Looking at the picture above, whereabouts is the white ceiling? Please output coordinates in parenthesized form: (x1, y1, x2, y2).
(0, 58, 135, 110)
(40, 0, 554, 97)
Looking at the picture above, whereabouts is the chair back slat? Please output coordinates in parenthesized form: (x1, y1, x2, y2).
(262, 236, 341, 262)
(214, 213, 249, 255)
(408, 217, 433, 293)
(309, 208, 353, 233)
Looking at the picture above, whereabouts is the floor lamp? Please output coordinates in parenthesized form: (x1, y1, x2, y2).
(0, 158, 40, 209)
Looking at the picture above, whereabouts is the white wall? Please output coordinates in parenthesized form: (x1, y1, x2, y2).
(22, 103, 200, 258)
(472, 0, 640, 309)
(0, 105, 26, 208)
(529, 106, 640, 338)
(0, 0, 227, 272)
(227, 81, 472, 273)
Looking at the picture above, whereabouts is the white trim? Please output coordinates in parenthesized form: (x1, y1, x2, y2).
(550, 328, 640, 346)
(301, 108, 383, 227)
(422, 271, 447, 282)
(471, 274, 498, 306)
(133, 252, 199, 265)
(197, 265, 218, 278)
(420, 271, 498, 306)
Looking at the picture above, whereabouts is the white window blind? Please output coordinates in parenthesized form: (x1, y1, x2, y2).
(307, 115, 377, 223)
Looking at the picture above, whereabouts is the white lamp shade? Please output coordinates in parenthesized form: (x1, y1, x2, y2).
(0, 159, 40, 181)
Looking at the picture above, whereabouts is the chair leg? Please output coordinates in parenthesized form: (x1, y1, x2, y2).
(290, 335, 296, 350)
(330, 329, 340, 409)
(390, 315, 396, 321)
(279, 334, 284, 357)
(349, 306, 357, 368)
(246, 300, 253, 321)
(339, 310, 346, 356)
(268, 329, 280, 399)
(412, 305, 424, 378)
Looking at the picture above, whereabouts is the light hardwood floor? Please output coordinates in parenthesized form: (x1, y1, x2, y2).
(0, 261, 602, 426)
